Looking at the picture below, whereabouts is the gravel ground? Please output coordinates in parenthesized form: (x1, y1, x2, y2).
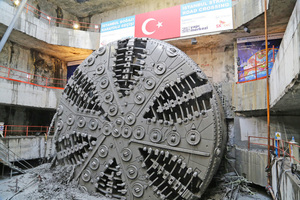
(202, 172, 272, 200)
(0, 164, 108, 200)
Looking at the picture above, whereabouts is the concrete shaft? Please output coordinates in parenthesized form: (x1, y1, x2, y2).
(52, 38, 227, 199)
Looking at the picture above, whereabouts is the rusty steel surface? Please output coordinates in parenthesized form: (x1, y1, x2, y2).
(52, 38, 227, 199)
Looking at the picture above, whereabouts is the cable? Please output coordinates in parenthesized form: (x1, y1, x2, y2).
(7, 176, 40, 200)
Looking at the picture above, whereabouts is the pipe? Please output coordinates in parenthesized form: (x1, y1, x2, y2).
(0, 0, 28, 52)
(265, 0, 271, 186)
(266, 184, 276, 200)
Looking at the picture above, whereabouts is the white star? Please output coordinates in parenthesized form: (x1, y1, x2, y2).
(156, 21, 163, 28)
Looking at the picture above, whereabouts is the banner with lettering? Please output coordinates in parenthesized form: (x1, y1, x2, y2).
(100, 16, 135, 46)
(100, 0, 232, 46)
(181, 0, 232, 36)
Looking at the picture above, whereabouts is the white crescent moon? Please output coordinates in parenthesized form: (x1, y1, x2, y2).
(142, 18, 156, 35)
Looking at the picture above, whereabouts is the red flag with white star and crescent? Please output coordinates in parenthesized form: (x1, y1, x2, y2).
(134, 5, 181, 40)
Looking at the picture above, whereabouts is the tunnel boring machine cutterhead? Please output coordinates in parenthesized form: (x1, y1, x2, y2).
(52, 37, 227, 200)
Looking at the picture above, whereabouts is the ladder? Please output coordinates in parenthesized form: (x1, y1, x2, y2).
(0, 142, 33, 175)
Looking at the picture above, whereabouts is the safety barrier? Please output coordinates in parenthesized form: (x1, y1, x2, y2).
(0, 65, 66, 89)
(11, 0, 100, 31)
(0, 142, 34, 173)
(237, 46, 277, 83)
(2, 125, 53, 137)
(248, 136, 300, 164)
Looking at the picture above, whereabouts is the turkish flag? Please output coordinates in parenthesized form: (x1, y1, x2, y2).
(135, 5, 180, 40)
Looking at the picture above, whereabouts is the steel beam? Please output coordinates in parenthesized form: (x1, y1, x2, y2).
(0, 0, 28, 52)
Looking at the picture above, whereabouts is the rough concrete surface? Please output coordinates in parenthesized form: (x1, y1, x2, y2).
(0, 40, 67, 84)
(0, 79, 62, 109)
(234, 116, 300, 146)
(231, 79, 267, 112)
(231, 115, 300, 187)
(270, 0, 300, 113)
(234, 147, 268, 187)
(0, 136, 55, 162)
(27, 0, 78, 25)
(180, 45, 235, 84)
(0, 1, 95, 62)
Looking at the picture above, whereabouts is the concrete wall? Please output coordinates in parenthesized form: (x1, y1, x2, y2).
(231, 79, 267, 112)
(0, 0, 99, 50)
(235, 147, 268, 186)
(231, 0, 300, 113)
(232, 0, 265, 29)
(234, 116, 300, 146)
(0, 136, 55, 161)
(270, 0, 300, 112)
(181, 45, 235, 84)
(0, 78, 62, 109)
(231, 115, 300, 186)
(26, 0, 78, 27)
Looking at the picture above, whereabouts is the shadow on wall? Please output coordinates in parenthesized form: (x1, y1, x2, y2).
(0, 105, 55, 127)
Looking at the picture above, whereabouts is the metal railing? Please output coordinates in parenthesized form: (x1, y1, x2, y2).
(0, 65, 66, 89)
(237, 46, 277, 83)
(3, 125, 54, 137)
(248, 136, 300, 164)
(10, 0, 100, 31)
(0, 142, 33, 170)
